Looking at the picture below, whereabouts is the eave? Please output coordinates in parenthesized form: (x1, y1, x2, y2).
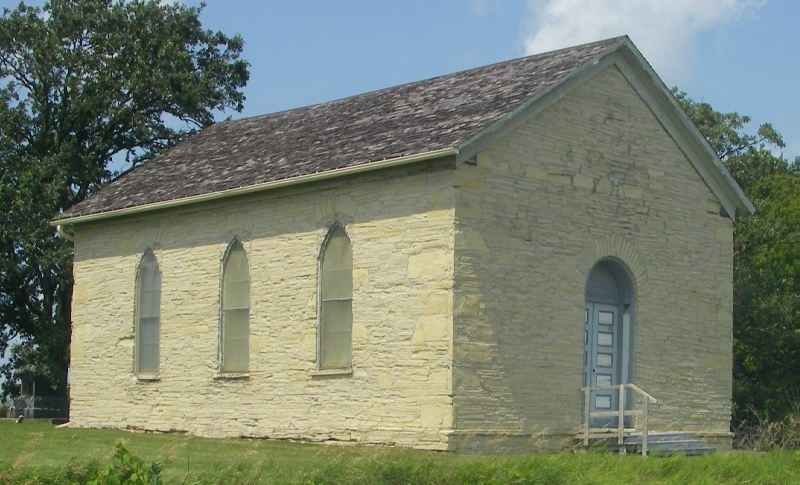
(50, 147, 459, 227)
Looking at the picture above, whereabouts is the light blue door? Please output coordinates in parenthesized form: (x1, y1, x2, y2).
(585, 302, 620, 422)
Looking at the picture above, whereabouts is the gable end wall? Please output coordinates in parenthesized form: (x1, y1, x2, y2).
(451, 65, 733, 452)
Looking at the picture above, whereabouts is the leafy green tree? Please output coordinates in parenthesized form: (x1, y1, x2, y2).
(674, 89, 800, 424)
(0, 0, 249, 397)
(731, 173, 800, 422)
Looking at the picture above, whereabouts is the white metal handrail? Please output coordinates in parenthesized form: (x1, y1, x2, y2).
(581, 383, 658, 456)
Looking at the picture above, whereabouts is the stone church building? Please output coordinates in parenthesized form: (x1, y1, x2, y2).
(54, 36, 753, 452)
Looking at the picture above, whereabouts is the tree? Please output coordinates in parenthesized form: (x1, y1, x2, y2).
(730, 173, 800, 423)
(674, 89, 800, 424)
(0, 0, 249, 397)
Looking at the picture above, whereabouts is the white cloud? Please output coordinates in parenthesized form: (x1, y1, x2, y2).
(523, 0, 764, 82)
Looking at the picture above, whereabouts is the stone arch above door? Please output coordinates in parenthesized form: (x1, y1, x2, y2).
(576, 234, 647, 294)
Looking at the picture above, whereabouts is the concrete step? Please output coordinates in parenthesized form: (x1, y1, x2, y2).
(623, 432, 716, 456)
(628, 440, 706, 451)
(584, 428, 636, 439)
(624, 432, 693, 444)
(647, 445, 716, 456)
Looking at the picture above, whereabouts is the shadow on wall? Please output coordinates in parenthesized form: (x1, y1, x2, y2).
(72, 159, 457, 264)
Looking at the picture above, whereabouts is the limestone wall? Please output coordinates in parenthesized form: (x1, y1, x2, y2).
(69, 161, 456, 449)
(451, 65, 734, 451)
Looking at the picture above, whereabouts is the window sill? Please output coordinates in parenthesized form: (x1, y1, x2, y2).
(135, 374, 161, 382)
(213, 372, 250, 380)
(311, 367, 353, 378)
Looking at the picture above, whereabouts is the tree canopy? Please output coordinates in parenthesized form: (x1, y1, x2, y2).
(674, 89, 800, 424)
(0, 0, 249, 396)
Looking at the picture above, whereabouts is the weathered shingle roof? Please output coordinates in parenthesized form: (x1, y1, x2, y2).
(60, 36, 628, 220)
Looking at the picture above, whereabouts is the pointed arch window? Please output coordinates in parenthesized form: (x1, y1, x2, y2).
(136, 249, 161, 374)
(318, 226, 353, 370)
(221, 240, 250, 373)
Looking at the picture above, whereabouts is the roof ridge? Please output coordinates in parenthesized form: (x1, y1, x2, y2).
(214, 35, 629, 127)
(57, 35, 637, 222)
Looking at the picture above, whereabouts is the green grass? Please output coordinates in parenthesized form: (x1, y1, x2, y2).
(2, 421, 800, 484)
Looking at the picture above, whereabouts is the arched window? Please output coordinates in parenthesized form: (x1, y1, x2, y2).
(221, 240, 250, 373)
(318, 226, 353, 369)
(136, 249, 161, 374)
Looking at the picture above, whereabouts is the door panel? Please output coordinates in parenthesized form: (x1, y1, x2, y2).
(584, 302, 621, 425)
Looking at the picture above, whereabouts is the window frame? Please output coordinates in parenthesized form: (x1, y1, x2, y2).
(314, 223, 354, 375)
(218, 237, 251, 377)
(133, 248, 161, 379)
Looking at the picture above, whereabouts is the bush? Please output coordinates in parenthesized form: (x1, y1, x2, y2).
(0, 443, 161, 485)
(89, 443, 162, 485)
(734, 412, 800, 450)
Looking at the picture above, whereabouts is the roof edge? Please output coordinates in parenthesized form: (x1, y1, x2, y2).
(217, 36, 632, 130)
(456, 37, 628, 161)
(51, 147, 458, 227)
(612, 39, 755, 217)
(457, 36, 754, 219)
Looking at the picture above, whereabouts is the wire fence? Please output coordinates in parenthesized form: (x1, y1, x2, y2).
(5, 395, 68, 419)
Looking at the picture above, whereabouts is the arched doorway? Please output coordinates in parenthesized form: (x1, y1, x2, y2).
(584, 258, 635, 423)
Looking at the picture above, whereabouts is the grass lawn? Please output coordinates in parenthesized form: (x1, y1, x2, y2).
(2, 421, 800, 484)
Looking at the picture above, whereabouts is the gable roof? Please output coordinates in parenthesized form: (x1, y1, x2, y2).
(54, 36, 753, 226)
